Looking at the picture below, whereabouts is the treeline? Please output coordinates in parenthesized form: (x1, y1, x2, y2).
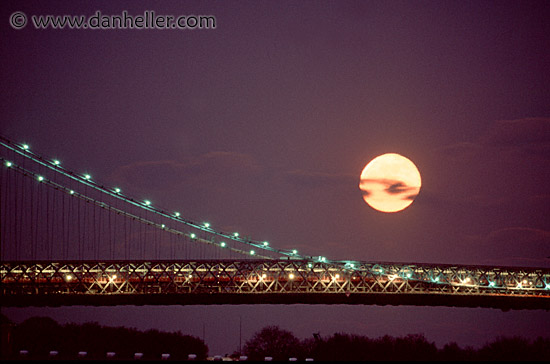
(0, 315, 208, 360)
(3, 316, 549, 361)
(242, 326, 550, 361)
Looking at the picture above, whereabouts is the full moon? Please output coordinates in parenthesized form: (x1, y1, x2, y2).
(359, 153, 421, 213)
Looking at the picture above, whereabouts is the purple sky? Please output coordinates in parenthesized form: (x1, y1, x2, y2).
(1, 0, 549, 356)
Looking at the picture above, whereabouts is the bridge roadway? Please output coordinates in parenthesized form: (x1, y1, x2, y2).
(1, 260, 549, 310)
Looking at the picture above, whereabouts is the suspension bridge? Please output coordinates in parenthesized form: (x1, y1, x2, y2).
(1, 135, 549, 310)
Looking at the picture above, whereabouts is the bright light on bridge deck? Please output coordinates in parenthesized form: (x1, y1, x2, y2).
(263, 241, 269, 246)
(220, 242, 226, 247)
(292, 249, 298, 255)
(250, 250, 255, 255)
(174, 212, 180, 217)
(52, 160, 60, 166)
(334, 274, 340, 280)
(22, 144, 29, 150)
(65, 274, 73, 281)
(5, 161, 12, 167)
(190, 233, 196, 239)
(69, 190, 75, 195)
(204, 222, 210, 228)
(84, 174, 91, 180)
(114, 187, 121, 193)
(161, 224, 165, 229)
(144, 200, 151, 206)
(289, 273, 295, 280)
(234, 232, 239, 237)
(37, 175, 44, 182)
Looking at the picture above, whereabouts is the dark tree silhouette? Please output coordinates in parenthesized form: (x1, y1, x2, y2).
(243, 325, 303, 361)
(4, 317, 208, 360)
(478, 336, 550, 361)
(11, 316, 64, 359)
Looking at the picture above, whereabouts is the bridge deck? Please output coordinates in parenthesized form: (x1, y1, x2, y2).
(2, 260, 549, 310)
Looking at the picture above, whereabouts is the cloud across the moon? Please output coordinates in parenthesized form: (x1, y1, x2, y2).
(359, 154, 421, 213)
(359, 178, 420, 197)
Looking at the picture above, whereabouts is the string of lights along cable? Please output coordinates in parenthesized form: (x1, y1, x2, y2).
(1, 134, 549, 309)
(0, 135, 321, 263)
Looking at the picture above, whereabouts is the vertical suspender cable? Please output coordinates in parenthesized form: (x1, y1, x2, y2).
(0, 166, 5, 259)
(46, 180, 50, 259)
(79, 189, 83, 259)
(93, 201, 97, 260)
(111, 203, 113, 260)
(15, 171, 20, 260)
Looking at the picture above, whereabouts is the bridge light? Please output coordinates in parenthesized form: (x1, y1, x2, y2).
(5, 161, 12, 167)
(22, 144, 29, 150)
(292, 249, 298, 255)
(144, 200, 151, 206)
(190, 233, 196, 239)
(69, 190, 74, 195)
(65, 274, 73, 281)
(289, 273, 295, 280)
(52, 159, 60, 166)
(234, 232, 239, 237)
(204, 222, 210, 228)
(250, 250, 255, 255)
(161, 224, 165, 229)
(37, 175, 44, 182)
(489, 281, 495, 287)
(334, 274, 340, 280)
(308, 263, 313, 268)
(406, 273, 412, 278)
(84, 174, 91, 180)
(220, 242, 226, 247)
(188, 274, 193, 279)
(263, 241, 269, 246)
(174, 212, 180, 217)
(114, 187, 121, 193)
(262, 273, 267, 279)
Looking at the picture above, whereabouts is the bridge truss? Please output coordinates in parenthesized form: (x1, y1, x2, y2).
(2, 260, 549, 309)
